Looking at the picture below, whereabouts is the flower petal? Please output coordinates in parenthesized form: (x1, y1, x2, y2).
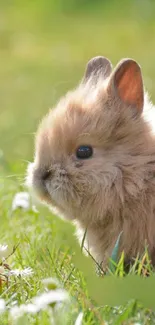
(75, 312, 83, 325)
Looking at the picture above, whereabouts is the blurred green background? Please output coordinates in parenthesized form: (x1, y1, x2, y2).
(0, 0, 155, 174)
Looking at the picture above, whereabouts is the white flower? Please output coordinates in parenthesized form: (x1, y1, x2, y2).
(75, 312, 83, 325)
(24, 303, 39, 313)
(9, 267, 33, 277)
(33, 289, 69, 309)
(0, 299, 6, 313)
(10, 306, 23, 319)
(10, 289, 69, 319)
(10, 303, 39, 319)
(12, 192, 31, 211)
(0, 245, 9, 259)
(42, 277, 59, 290)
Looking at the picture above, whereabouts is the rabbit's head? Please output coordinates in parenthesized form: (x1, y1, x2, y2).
(27, 56, 147, 224)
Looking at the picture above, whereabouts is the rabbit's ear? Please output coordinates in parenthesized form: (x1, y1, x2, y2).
(83, 56, 112, 83)
(108, 59, 144, 114)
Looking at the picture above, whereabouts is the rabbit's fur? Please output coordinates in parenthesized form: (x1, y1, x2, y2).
(27, 56, 155, 267)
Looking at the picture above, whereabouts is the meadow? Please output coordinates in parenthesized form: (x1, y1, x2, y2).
(1, 0, 155, 324)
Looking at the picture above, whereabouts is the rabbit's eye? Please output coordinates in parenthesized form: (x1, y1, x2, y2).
(76, 145, 93, 159)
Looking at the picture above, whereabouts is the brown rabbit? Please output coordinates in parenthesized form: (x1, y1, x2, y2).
(26, 56, 155, 268)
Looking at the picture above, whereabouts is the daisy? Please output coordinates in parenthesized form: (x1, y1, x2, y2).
(9, 267, 33, 277)
(33, 289, 69, 310)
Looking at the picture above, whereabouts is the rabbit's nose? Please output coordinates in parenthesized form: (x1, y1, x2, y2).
(42, 170, 52, 181)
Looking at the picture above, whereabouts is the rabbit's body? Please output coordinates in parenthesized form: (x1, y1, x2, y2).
(27, 56, 155, 267)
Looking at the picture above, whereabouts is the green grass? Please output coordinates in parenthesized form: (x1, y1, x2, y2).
(1, 0, 155, 324)
(1, 182, 155, 324)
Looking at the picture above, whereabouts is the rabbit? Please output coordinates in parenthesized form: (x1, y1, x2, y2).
(26, 56, 155, 268)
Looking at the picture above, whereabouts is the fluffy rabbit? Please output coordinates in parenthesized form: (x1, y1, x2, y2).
(26, 56, 155, 267)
